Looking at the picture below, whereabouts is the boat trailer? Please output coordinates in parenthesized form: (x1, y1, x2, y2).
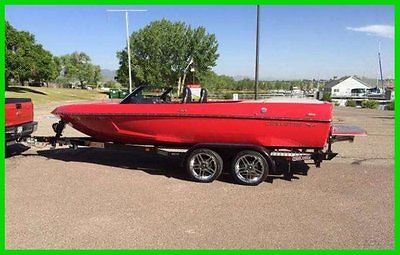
(24, 136, 339, 185)
(21, 121, 363, 185)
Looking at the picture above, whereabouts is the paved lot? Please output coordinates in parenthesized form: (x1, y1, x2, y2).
(6, 104, 394, 249)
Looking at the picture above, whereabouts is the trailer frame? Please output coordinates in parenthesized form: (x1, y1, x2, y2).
(24, 132, 341, 184)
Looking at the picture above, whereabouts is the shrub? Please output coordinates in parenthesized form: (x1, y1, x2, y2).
(346, 100, 357, 107)
(322, 93, 331, 102)
(223, 92, 232, 99)
(361, 100, 379, 109)
(104, 81, 122, 89)
(386, 101, 394, 111)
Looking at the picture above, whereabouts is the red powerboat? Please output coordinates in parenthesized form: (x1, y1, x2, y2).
(46, 86, 366, 185)
(52, 86, 333, 149)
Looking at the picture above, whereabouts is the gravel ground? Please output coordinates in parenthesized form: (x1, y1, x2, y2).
(5, 104, 394, 249)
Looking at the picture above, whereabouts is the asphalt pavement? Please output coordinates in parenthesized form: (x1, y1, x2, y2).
(5, 104, 394, 249)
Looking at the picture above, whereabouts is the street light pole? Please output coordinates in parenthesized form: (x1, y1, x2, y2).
(254, 5, 260, 100)
(107, 9, 147, 93)
(378, 41, 384, 91)
(125, 12, 133, 93)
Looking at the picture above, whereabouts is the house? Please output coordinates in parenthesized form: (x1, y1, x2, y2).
(324, 76, 371, 98)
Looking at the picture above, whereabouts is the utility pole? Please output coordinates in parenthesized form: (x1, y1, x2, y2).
(107, 9, 147, 93)
(378, 41, 384, 91)
(254, 5, 260, 100)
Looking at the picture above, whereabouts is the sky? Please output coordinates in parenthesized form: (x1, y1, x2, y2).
(5, 5, 395, 80)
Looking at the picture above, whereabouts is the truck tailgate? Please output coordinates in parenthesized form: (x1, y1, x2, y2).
(5, 98, 34, 127)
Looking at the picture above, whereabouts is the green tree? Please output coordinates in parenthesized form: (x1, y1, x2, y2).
(53, 56, 62, 76)
(116, 19, 219, 93)
(60, 52, 102, 87)
(92, 65, 102, 88)
(5, 21, 58, 87)
(30, 44, 59, 84)
(197, 71, 235, 91)
(6, 21, 36, 86)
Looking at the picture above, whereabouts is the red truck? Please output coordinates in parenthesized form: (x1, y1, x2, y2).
(5, 98, 37, 146)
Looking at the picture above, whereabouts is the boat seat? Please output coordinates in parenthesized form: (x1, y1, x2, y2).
(181, 87, 192, 103)
(199, 88, 208, 103)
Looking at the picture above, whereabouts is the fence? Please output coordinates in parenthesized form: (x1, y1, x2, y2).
(209, 92, 315, 100)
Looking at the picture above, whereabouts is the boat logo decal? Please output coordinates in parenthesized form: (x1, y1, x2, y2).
(260, 107, 267, 113)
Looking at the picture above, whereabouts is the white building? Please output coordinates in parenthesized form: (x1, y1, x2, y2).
(324, 76, 370, 98)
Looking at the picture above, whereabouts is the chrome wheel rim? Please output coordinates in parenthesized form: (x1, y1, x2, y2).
(234, 155, 265, 184)
(189, 153, 218, 181)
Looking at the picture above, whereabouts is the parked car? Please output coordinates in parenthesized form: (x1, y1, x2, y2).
(5, 98, 37, 146)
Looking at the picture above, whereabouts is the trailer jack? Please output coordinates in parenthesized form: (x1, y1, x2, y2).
(51, 121, 66, 148)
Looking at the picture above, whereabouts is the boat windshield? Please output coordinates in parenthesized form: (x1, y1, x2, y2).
(120, 86, 173, 104)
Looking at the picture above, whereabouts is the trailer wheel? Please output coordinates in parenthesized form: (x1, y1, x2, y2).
(231, 150, 269, 186)
(187, 149, 223, 183)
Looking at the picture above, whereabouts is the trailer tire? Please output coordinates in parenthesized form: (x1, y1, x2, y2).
(186, 148, 223, 183)
(231, 150, 269, 186)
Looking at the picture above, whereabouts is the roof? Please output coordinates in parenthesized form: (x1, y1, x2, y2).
(324, 76, 372, 89)
(358, 77, 378, 87)
(324, 76, 350, 89)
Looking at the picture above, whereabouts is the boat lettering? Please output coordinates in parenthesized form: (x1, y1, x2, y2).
(265, 121, 303, 127)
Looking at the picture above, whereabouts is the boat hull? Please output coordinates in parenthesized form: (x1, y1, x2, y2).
(52, 101, 333, 149)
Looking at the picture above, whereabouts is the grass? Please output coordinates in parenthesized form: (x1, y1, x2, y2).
(5, 86, 108, 105)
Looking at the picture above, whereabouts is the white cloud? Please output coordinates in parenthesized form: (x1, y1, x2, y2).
(346, 25, 394, 39)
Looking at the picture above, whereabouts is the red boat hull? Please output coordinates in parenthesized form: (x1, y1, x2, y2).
(52, 100, 333, 149)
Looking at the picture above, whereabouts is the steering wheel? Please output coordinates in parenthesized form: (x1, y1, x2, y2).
(160, 87, 173, 102)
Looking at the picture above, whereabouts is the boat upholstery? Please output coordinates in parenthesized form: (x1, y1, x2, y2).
(182, 87, 192, 103)
(199, 88, 208, 103)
